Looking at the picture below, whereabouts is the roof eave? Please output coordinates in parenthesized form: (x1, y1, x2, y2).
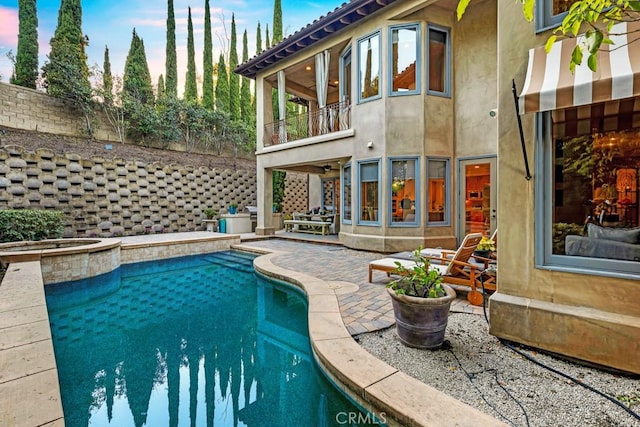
(235, 0, 398, 79)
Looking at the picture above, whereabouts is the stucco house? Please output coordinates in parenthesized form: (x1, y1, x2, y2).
(236, 0, 640, 374)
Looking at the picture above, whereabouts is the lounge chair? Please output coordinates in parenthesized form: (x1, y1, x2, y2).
(369, 232, 495, 306)
(388, 229, 497, 268)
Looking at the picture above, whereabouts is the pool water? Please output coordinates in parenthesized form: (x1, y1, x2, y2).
(46, 251, 382, 427)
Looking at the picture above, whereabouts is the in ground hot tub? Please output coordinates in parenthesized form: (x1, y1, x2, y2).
(0, 238, 121, 284)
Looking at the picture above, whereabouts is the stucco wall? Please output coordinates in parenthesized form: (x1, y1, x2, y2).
(493, 1, 640, 373)
(453, 1, 498, 158)
(0, 144, 257, 237)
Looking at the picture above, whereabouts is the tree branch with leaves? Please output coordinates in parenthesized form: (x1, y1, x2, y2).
(457, 0, 640, 71)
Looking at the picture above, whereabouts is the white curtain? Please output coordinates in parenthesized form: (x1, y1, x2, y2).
(315, 50, 330, 134)
(277, 70, 287, 143)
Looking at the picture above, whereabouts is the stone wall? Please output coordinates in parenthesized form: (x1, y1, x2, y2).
(0, 82, 118, 142)
(0, 145, 257, 237)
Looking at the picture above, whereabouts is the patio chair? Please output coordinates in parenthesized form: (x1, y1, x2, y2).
(369, 232, 495, 306)
(387, 229, 498, 267)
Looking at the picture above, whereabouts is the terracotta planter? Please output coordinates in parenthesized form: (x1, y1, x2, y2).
(387, 285, 456, 349)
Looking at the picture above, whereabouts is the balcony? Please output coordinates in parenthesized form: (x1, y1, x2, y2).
(264, 101, 351, 147)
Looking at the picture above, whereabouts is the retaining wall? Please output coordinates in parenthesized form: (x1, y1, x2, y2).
(0, 145, 257, 237)
(0, 81, 118, 141)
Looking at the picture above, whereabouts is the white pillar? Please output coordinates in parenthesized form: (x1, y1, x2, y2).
(256, 157, 274, 235)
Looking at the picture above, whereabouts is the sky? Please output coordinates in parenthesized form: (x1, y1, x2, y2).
(0, 0, 345, 93)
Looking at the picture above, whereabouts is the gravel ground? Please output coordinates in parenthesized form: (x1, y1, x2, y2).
(356, 312, 640, 427)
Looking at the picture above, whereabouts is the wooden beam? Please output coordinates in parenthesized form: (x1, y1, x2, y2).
(286, 80, 317, 99)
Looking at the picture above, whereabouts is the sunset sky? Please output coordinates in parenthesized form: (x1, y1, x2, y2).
(0, 0, 344, 92)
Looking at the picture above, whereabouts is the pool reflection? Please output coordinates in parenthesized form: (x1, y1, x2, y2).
(46, 252, 379, 427)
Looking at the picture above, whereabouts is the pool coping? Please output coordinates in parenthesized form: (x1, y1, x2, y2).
(0, 261, 65, 427)
(245, 245, 506, 427)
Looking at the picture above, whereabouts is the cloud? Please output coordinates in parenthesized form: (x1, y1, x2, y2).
(0, 7, 18, 48)
(130, 18, 166, 28)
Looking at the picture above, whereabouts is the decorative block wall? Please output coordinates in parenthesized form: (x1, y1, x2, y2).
(283, 172, 309, 214)
(0, 145, 257, 237)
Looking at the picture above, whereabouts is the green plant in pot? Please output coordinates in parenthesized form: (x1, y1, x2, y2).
(228, 203, 238, 214)
(387, 248, 456, 349)
(473, 236, 496, 259)
(203, 208, 218, 219)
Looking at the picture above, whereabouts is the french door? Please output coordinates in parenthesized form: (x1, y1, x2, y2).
(457, 157, 497, 242)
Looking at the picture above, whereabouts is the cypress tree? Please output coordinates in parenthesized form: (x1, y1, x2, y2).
(254, 22, 262, 114)
(202, 0, 214, 109)
(42, 0, 90, 100)
(157, 74, 165, 99)
(272, 0, 282, 44)
(165, 0, 177, 97)
(123, 29, 154, 105)
(271, 0, 283, 121)
(271, 0, 286, 201)
(215, 53, 229, 112)
(102, 46, 113, 102)
(184, 7, 198, 102)
(12, 0, 38, 88)
(265, 24, 270, 49)
(256, 22, 262, 55)
(240, 29, 251, 121)
(228, 14, 240, 120)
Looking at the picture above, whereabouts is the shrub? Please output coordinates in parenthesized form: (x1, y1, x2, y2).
(0, 210, 66, 242)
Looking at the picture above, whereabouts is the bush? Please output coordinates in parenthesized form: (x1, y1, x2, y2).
(0, 210, 66, 243)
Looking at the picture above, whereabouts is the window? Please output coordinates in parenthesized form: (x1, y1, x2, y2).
(427, 158, 450, 225)
(322, 177, 340, 215)
(536, 0, 579, 31)
(340, 47, 352, 103)
(427, 25, 450, 97)
(389, 24, 420, 96)
(358, 160, 380, 224)
(357, 31, 381, 103)
(390, 158, 419, 225)
(539, 98, 640, 276)
(342, 163, 352, 223)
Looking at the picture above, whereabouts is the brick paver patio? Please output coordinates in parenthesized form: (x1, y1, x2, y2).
(238, 233, 485, 335)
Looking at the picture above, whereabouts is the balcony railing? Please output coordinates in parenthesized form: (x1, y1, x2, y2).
(264, 101, 351, 147)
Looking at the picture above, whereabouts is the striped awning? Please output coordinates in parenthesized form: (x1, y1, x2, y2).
(519, 21, 640, 114)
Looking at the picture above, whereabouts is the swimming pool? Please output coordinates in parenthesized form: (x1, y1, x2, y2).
(45, 251, 383, 426)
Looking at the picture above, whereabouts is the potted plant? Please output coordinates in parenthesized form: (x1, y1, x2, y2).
(228, 203, 238, 215)
(203, 208, 218, 219)
(473, 235, 496, 259)
(386, 248, 456, 349)
(202, 208, 218, 232)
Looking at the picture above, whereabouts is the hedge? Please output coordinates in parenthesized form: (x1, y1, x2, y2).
(0, 210, 66, 243)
